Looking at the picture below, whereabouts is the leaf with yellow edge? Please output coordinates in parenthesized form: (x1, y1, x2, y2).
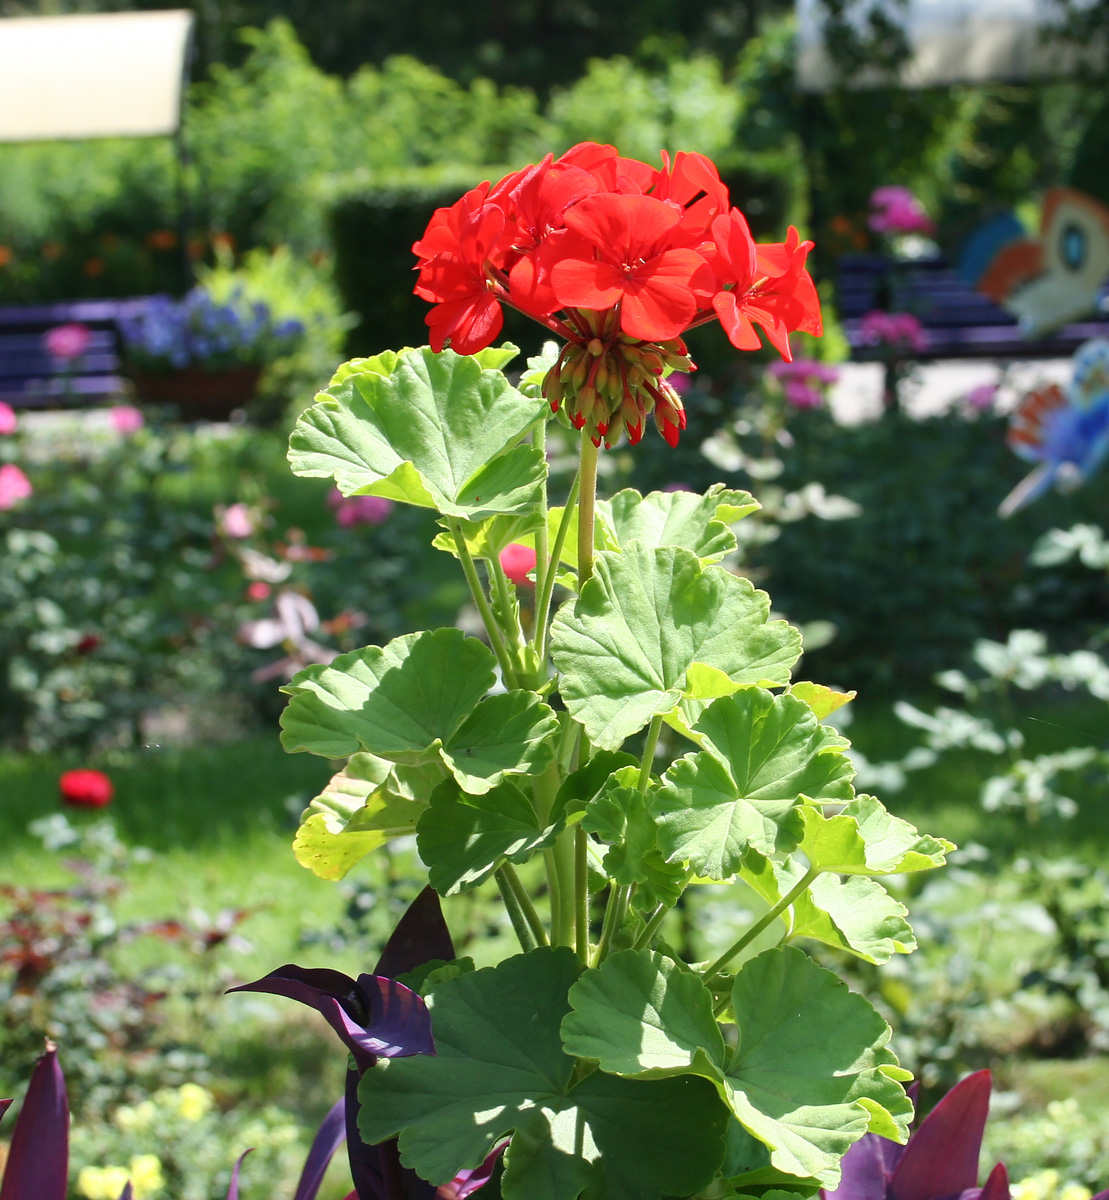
(789, 681, 856, 722)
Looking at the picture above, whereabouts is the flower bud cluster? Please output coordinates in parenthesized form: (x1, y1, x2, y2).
(543, 320, 692, 448)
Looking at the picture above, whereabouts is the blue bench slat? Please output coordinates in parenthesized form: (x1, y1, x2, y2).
(836, 254, 1109, 360)
(0, 296, 156, 407)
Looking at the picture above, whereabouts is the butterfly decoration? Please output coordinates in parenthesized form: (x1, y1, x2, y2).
(960, 188, 1109, 337)
(1000, 337, 1109, 516)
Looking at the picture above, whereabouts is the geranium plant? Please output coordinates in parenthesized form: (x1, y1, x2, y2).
(269, 141, 954, 1200)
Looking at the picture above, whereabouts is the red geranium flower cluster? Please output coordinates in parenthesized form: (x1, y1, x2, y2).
(413, 141, 822, 448)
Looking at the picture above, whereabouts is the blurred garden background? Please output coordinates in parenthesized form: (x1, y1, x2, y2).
(1, 0, 1109, 1195)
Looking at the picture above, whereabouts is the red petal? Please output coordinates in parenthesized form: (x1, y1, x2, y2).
(713, 292, 762, 351)
(550, 257, 625, 310)
(563, 193, 682, 261)
(425, 293, 503, 355)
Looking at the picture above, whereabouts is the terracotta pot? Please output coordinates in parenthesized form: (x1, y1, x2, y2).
(130, 365, 262, 420)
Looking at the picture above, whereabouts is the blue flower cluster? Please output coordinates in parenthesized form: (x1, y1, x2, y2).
(120, 287, 305, 372)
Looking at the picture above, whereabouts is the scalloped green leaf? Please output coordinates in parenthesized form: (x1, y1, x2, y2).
(582, 783, 687, 909)
(561, 949, 725, 1079)
(280, 630, 555, 793)
(289, 345, 546, 521)
(358, 947, 729, 1200)
(799, 796, 954, 876)
(600, 485, 758, 564)
(292, 754, 431, 880)
(417, 777, 562, 895)
(431, 510, 546, 562)
(550, 546, 801, 750)
(720, 947, 911, 1186)
(653, 691, 855, 879)
(741, 853, 915, 965)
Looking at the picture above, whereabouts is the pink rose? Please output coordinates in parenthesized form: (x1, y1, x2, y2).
(110, 405, 145, 434)
(0, 463, 32, 509)
(44, 322, 92, 361)
(0, 402, 17, 435)
(499, 543, 537, 587)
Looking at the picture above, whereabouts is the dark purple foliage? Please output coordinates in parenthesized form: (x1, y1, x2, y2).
(0, 1043, 69, 1200)
(229, 887, 470, 1200)
(294, 1097, 348, 1200)
(823, 1071, 1001, 1200)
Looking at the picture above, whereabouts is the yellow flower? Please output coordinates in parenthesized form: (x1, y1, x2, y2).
(129, 1153, 166, 1198)
(175, 1082, 214, 1123)
(1013, 1170, 1091, 1200)
(76, 1165, 131, 1200)
(114, 1099, 157, 1132)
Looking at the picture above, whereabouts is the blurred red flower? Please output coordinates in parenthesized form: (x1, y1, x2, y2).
(59, 769, 114, 809)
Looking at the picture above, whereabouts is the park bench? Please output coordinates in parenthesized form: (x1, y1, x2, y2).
(836, 253, 1109, 360)
(0, 297, 153, 407)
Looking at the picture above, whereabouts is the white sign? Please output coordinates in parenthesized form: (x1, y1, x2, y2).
(0, 10, 194, 142)
(796, 0, 1095, 90)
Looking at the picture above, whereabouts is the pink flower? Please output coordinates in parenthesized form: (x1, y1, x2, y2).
(218, 502, 255, 539)
(328, 489, 394, 528)
(44, 322, 92, 361)
(110, 405, 144, 434)
(868, 186, 935, 236)
(859, 310, 927, 354)
(59, 768, 114, 809)
(499, 543, 537, 587)
(247, 581, 272, 602)
(0, 463, 32, 509)
(965, 383, 998, 411)
(0, 402, 17, 435)
(767, 357, 838, 409)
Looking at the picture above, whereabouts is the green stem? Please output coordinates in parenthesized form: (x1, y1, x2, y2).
(535, 472, 581, 660)
(637, 713, 664, 792)
(544, 847, 565, 945)
(499, 863, 548, 947)
(495, 868, 537, 952)
(592, 882, 632, 966)
(448, 517, 519, 689)
(575, 825, 590, 962)
(532, 422, 550, 614)
(490, 552, 525, 648)
(550, 833, 577, 949)
(632, 902, 669, 951)
(705, 867, 820, 989)
(577, 432, 601, 587)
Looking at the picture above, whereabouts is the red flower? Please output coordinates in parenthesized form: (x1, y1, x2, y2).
(551, 194, 713, 342)
(59, 769, 114, 809)
(709, 212, 822, 359)
(409, 142, 824, 448)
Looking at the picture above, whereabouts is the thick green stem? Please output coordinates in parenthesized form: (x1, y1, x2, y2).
(535, 472, 581, 660)
(575, 826, 590, 962)
(637, 713, 664, 792)
(496, 868, 537, 952)
(592, 882, 632, 966)
(550, 832, 577, 950)
(532, 422, 550, 611)
(448, 518, 519, 689)
(705, 867, 820, 990)
(499, 863, 548, 947)
(577, 433, 600, 587)
(632, 902, 669, 951)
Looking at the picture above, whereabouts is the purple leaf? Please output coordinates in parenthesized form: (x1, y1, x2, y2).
(225, 1150, 252, 1200)
(344, 1068, 435, 1200)
(890, 1070, 992, 1200)
(294, 1097, 347, 1200)
(824, 1130, 907, 1200)
(228, 966, 433, 1068)
(0, 1100, 11, 1126)
(0, 1043, 69, 1200)
(977, 1163, 1011, 1200)
(437, 1143, 507, 1200)
(375, 888, 456, 979)
(117, 1187, 134, 1200)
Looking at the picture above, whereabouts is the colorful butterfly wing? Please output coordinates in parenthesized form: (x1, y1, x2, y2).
(1007, 382, 1069, 463)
